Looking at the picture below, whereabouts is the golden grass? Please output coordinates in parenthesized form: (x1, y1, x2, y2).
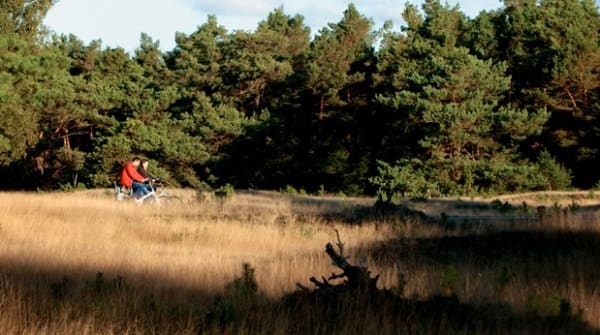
(1, 190, 600, 333)
(0, 191, 391, 296)
(0, 191, 398, 333)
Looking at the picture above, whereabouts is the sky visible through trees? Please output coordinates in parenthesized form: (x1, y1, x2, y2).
(43, 0, 505, 53)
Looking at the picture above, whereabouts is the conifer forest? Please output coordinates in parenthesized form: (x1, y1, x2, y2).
(1, 0, 598, 196)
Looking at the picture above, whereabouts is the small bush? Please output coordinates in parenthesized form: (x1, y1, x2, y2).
(440, 265, 461, 296)
(205, 263, 262, 329)
(225, 263, 259, 301)
(535, 150, 573, 190)
(58, 183, 74, 192)
(491, 199, 514, 212)
(369, 160, 436, 204)
(215, 184, 235, 199)
(526, 294, 563, 317)
(281, 185, 298, 195)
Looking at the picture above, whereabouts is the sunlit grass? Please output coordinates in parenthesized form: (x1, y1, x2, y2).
(0, 190, 391, 292)
(0, 190, 394, 333)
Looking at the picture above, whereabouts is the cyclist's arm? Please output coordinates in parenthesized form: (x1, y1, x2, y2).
(126, 164, 148, 183)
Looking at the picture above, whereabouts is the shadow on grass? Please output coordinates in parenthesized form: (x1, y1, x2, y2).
(277, 194, 600, 229)
(0, 256, 213, 334)
(352, 228, 600, 332)
(363, 229, 600, 284)
(282, 286, 598, 335)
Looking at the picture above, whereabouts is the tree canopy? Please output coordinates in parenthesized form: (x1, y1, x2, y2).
(0, 0, 599, 195)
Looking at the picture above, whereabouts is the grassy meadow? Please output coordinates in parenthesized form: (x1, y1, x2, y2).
(1, 190, 600, 334)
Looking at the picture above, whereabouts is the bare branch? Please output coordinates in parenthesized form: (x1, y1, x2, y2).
(334, 229, 345, 257)
(328, 272, 346, 281)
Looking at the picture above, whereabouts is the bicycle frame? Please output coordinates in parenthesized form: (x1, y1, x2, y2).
(114, 181, 168, 205)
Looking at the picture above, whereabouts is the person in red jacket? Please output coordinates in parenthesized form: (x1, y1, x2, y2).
(120, 157, 152, 198)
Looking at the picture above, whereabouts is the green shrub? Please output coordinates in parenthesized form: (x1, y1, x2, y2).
(369, 160, 436, 204)
(58, 183, 74, 192)
(205, 263, 261, 328)
(335, 190, 347, 197)
(215, 183, 235, 199)
(535, 150, 572, 190)
(281, 185, 298, 195)
(440, 265, 461, 296)
(526, 294, 563, 317)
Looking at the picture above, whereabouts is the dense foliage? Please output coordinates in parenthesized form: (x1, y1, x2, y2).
(1, 0, 599, 195)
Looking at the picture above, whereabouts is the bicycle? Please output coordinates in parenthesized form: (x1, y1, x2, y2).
(114, 178, 178, 206)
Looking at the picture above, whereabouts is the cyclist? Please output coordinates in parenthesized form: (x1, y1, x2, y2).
(120, 157, 153, 198)
(138, 159, 158, 191)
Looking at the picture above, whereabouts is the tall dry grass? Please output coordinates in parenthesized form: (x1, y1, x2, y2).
(1, 190, 600, 333)
(0, 190, 393, 333)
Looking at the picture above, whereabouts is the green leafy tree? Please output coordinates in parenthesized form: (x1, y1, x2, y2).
(209, 8, 313, 189)
(0, 32, 108, 188)
(493, 0, 600, 187)
(534, 150, 573, 190)
(89, 44, 204, 187)
(168, 15, 227, 99)
(219, 8, 307, 112)
(369, 160, 434, 202)
(0, 35, 40, 167)
(0, 0, 597, 193)
(134, 33, 171, 85)
(375, 0, 548, 195)
(301, 4, 377, 193)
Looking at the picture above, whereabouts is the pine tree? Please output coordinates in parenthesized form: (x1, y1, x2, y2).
(302, 4, 376, 192)
(0, 35, 40, 166)
(375, 0, 548, 194)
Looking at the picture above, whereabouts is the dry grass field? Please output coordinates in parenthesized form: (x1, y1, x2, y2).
(1, 189, 600, 334)
(0, 190, 393, 334)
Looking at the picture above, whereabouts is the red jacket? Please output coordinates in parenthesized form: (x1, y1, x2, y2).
(120, 162, 145, 188)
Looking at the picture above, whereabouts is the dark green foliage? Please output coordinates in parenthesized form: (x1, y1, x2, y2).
(369, 160, 434, 202)
(534, 150, 573, 190)
(214, 183, 235, 199)
(374, 1, 550, 196)
(0, 0, 598, 193)
(495, 0, 600, 187)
